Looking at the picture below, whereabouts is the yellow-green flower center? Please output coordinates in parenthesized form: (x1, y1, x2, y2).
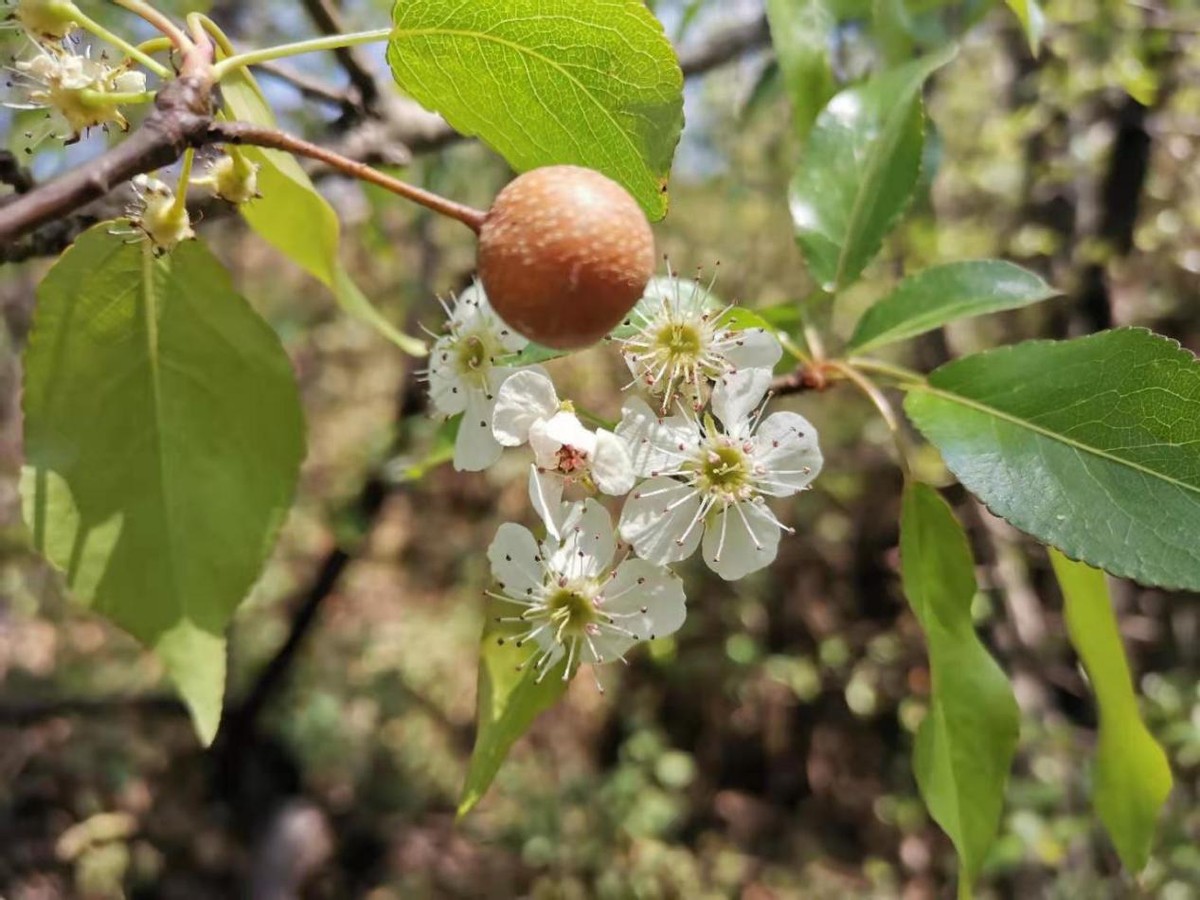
(697, 443, 751, 496)
(654, 322, 703, 360)
(545, 585, 598, 636)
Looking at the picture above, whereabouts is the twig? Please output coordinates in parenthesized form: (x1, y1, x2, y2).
(256, 60, 360, 111)
(211, 120, 487, 232)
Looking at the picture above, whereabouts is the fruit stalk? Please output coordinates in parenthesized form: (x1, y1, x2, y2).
(209, 120, 488, 232)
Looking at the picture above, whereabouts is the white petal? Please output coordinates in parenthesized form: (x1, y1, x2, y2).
(492, 369, 559, 446)
(712, 368, 772, 436)
(487, 522, 544, 598)
(592, 429, 635, 496)
(702, 501, 780, 580)
(753, 411, 824, 496)
(602, 558, 686, 642)
(454, 390, 502, 471)
(528, 467, 569, 540)
(618, 476, 704, 565)
(615, 397, 699, 477)
(723, 328, 783, 372)
(550, 499, 615, 578)
(427, 338, 466, 415)
(530, 411, 595, 470)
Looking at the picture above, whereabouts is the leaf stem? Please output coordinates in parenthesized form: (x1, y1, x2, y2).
(211, 120, 488, 233)
(828, 361, 913, 479)
(80, 89, 157, 106)
(73, 8, 172, 76)
(211, 28, 393, 79)
(187, 13, 236, 57)
(847, 357, 927, 388)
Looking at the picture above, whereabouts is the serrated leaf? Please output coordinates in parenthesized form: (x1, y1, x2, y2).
(458, 609, 568, 817)
(764, 0, 837, 138)
(905, 328, 1200, 591)
(847, 260, 1058, 354)
(789, 47, 955, 292)
(387, 0, 683, 220)
(1049, 550, 1172, 872)
(21, 226, 305, 744)
(1005, 0, 1045, 55)
(220, 69, 424, 356)
(900, 482, 1019, 898)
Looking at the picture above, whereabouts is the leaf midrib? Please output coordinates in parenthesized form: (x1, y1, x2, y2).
(140, 245, 182, 617)
(913, 384, 1200, 497)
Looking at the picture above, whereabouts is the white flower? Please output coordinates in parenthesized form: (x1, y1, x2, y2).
(492, 369, 635, 537)
(112, 174, 194, 253)
(487, 499, 686, 684)
(618, 276, 782, 413)
(5, 44, 147, 143)
(617, 368, 822, 580)
(425, 282, 530, 472)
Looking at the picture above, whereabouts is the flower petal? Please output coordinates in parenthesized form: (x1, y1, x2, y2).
(702, 500, 780, 580)
(492, 369, 559, 446)
(619, 476, 704, 565)
(454, 389, 502, 471)
(426, 338, 466, 415)
(615, 397, 698, 477)
(487, 522, 544, 598)
(528, 466, 569, 540)
(723, 328, 783, 372)
(603, 558, 686, 641)
(753, 411, 824, 496)
(550, 499, 615, 578)
(530, 411, 595, 470)
(592, 429, 635, 496)
(712, 368, 772, 436)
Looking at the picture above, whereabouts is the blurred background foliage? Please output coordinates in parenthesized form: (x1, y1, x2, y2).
(1, 0, 1198, 897)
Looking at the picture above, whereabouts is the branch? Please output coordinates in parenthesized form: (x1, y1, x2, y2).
(299, 0, 380, 114)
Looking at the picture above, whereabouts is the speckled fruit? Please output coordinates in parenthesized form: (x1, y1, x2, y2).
(477, 166, 656, 350)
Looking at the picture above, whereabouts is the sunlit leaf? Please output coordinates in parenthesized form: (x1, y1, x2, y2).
(905, 329, 1200, 590)
(387, 0, 684, 220)
(789, 47, 955, 292)
(847, 260, 1058, 354)
(900, 482, 1019, 898)
(1049, 550, 1172, 872)
(1005, 0, 1045, 55)
(21, 226, 305, 744)
(221, 68, 425, 356)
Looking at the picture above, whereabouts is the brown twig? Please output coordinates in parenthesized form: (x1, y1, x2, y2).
(211, 120, 487, 232)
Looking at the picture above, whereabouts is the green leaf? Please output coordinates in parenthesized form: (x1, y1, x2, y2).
(1005, 0, 1045, 55)
(872, 0, 915, 65)
(458, 609, 568, 817)
(847, 260, 1058, 354)
(900, 482, 1019, 897)
(387, 0, 683, 220)
(905, 328, 1200, 591)
(1049, 550, 1172, 872)
(764, 0, 837, 138)
(221, 69, 425, 356)
(789, 47, 955, 292)
(21, 226, 305, 745)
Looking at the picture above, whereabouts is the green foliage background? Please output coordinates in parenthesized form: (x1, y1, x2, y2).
(0, 0, 1197, 897)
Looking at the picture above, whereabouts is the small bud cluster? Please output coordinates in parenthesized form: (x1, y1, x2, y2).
(423, 274, 823, 687)
(110, 174, 194, 254)
(191, 150, 261, 205)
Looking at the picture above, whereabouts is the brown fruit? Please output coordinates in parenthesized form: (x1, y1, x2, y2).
(477, 165, 656, 350)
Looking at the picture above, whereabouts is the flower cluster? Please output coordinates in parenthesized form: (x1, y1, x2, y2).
(425, 276, 823, 686)
(4, 42, 146, 145)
